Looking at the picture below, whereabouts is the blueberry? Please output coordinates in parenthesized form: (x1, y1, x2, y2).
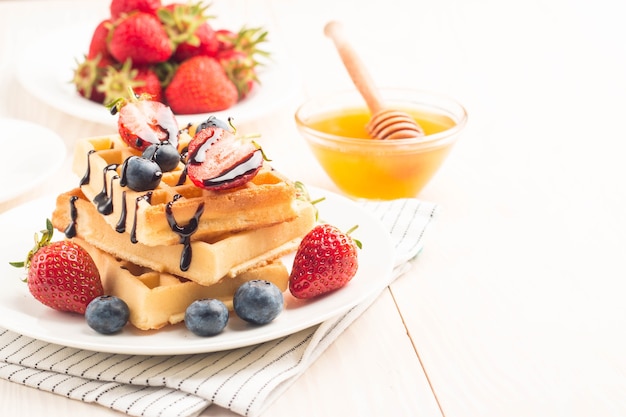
(184, 299, 229, 336)
(196, 115, 234, 133)
(142, 141, 180, 172)
(233, 280, 284, 325)
(120, 155, 162, 191)
(85, 296, 130, 335)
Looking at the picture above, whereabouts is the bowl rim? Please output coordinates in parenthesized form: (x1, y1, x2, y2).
(294, 88, 468, 147)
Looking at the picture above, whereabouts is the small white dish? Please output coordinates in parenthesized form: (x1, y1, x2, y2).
(0, 187, 394, 355)
(0, 118, 66, 203)
(16, 23, 299, 127)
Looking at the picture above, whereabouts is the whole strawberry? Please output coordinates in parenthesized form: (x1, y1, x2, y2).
(72, 55, 107, 103)
(215, 26, 269, 99)
(173, 21, 219, 61)
(158, 2, 219, 62)
(289, 224, 360, 299)
(97, 61, 164, 105)
(72, 19, 114, 104)
(217, 49, 258, 100)
(133, 66, 164, 102)
(164, 55, 238, 114)
(10, 220, 103, 315)
(87, 19, 116, 67)
(108, 12, 173, 65)
(110, 0, 161, 19)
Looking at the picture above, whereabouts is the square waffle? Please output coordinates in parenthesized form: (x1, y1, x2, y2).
(75, 238, 289, 330)
(51, 189, 316, 286)
(73, 133, 302, 246)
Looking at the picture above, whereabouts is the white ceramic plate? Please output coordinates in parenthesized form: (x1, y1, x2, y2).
(16, 23, 299, 127)
(0, 118, 66, 203)
(0, 187, 394, 355)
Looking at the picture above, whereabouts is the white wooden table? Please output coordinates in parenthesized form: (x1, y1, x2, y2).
(1, 0, 625, 416)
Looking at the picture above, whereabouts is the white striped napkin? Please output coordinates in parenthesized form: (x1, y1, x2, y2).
(0, 198, 438, 417)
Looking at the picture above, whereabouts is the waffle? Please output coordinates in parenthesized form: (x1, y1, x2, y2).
(51, 188, 316, 286)
(72, 133, 302, 246)
(75, 238, 289, 330)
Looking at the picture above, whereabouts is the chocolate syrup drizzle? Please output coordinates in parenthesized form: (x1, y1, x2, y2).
(64, 195, 79, 238)
(166, 198, 205, 271)
(79, 150, 96, 186)
(177, 165, 188, 186)
(92, 164, 119, 215)
(130, 192, 152, 244)
(115, 190, 127, 233)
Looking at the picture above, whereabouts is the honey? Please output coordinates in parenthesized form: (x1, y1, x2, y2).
(304, 107, 458, 199)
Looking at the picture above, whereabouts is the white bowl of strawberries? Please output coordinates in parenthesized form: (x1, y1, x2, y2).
(73, 0, 267, 115)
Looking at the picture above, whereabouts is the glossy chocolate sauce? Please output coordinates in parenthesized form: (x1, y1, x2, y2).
(165, 199, 205, 271)
(79, 150, 96, 186)
(64, 195, 79, 238)
(176, 165, 188, 186)
(93, 164, 119, 216)
(130, 192, 152, 244)
(115, 190, 127, 233)
(119, 158, 131, 187)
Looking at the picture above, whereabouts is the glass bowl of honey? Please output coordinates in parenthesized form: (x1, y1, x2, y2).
(295, 88, 467, 200)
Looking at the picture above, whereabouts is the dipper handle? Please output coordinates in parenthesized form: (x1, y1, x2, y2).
(324, 21, 384, 114)
(324, 21, 424, 139)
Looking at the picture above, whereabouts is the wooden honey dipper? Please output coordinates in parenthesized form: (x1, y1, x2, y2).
(324, 21, 424, 139)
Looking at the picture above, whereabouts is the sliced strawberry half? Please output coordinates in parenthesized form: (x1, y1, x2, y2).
(186, 127, 263, 191)
(115, 97, 180, 151)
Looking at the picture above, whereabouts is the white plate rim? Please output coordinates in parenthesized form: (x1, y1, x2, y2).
(0, 187, 394, 355)
(15, 22, 300, 127)
(0, 118, 66, 203)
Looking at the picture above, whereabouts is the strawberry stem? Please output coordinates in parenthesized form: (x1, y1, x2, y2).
(346, 224, 359, 235)
(294, 181, 326, 221)
(227, 117, 237, 133)
(106, 86, 152, 115)
(249, 139, 272, 162)
(295, 181, 326, 205)
(345, 225, 362, 249)
(9, 219, 55, 275)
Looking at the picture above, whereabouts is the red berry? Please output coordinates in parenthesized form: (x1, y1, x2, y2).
(173, 21, 219, 61)
(217, 49, 257, 99)
(215, 28, 237, 52)
(110, 0, 162, 19)
(164, 55, 238, 114)
(87, 19, 115, 66)
(109, 12, 173, 65)
(27, 241, 103, 314)
(186, 126, 263, 191)
(289, 224, 359, 299)
(11, 221, 103, 315)
(96, 60, 164, 106)
(114, 95, 180, 150)
(158, 2, 219, 61)
(215, 26, 269, 99)
(133, 67, 164, 102)
(72, 55, 107, 103)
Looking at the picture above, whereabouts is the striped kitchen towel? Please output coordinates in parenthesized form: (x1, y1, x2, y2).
(0, 198, 438, 417)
